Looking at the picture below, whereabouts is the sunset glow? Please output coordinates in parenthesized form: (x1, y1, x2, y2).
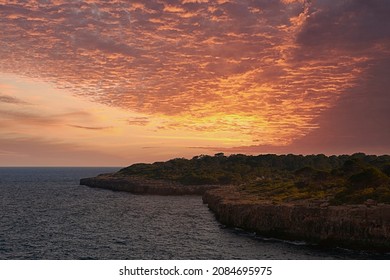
(1, 0, 389, 166)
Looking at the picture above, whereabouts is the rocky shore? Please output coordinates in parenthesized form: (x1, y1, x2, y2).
(80, 175, 390, 252)
(80, 173, 219, 195)
(202, 186, 390, 252)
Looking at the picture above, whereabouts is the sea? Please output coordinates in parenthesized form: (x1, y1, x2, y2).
(0, 167, 388, 260)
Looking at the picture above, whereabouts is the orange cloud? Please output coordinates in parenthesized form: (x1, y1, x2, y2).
(0, 0, 388, 152)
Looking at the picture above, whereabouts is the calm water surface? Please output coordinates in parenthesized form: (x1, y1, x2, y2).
(0, 167, 388, 259)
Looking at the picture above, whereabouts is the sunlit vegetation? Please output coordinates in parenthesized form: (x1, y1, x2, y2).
(118, 153, 390, 205)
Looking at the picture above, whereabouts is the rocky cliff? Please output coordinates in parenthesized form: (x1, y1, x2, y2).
(80, 173, 219, 195)
(202, 186, 390, 251)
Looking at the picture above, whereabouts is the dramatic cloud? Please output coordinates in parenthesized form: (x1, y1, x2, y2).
(296, 0, 390, 53)
(0, 0, 389, 158)
(290, 57, 390, 155)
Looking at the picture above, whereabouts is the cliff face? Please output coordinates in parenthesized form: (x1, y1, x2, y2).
(80, 174, 219, 195)
(202, 187, 390, 251)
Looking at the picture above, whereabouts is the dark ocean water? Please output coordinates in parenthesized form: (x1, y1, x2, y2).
(0, 167, 388, 260)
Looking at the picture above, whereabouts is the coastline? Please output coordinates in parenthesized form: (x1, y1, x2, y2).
(80, 174, 390, 252)
(202, 186, 390, 252)
(80, 173, 220, 195)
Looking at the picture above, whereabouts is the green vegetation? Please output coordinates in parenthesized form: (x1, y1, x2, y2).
(117, 153, 390, 205)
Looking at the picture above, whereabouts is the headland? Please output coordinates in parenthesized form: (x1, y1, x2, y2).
(80, 153, 390, 252)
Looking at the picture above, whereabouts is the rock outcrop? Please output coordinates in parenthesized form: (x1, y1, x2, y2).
(202, 186, 390, 251)
(80, 173, 219, 195)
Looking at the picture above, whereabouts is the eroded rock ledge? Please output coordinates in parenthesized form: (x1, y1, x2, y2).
(202, 186, 390, 252)
(80, 173, 219, 195)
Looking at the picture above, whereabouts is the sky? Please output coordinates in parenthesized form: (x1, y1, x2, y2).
(0, 0, 389, 166)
